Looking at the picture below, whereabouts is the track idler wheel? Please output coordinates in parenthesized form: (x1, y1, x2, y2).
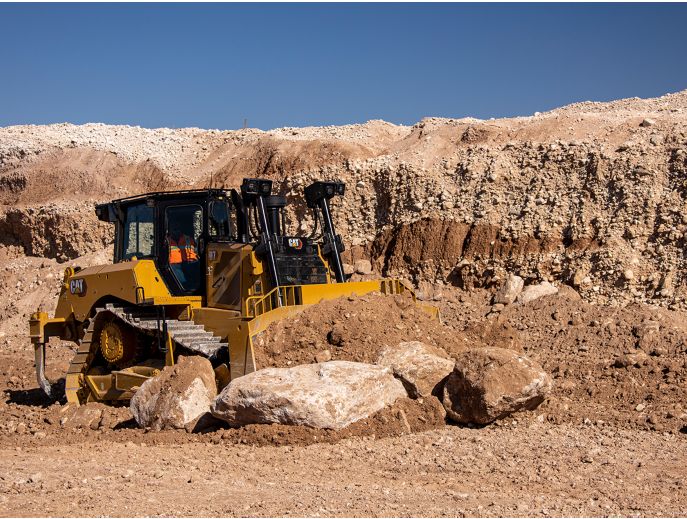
(98, 319, 138, 368)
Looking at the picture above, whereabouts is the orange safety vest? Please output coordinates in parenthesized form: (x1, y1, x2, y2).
(169, 234, 198, 264)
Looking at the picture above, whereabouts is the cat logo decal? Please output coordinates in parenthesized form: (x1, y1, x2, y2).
(69, 278, 86, 296)
(288, 238, 303, 250)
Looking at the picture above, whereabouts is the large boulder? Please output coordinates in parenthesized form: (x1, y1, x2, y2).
(376, 341, 454, 398)
(211, 361, 407, 430)
(494, 274, 524, 305)
(443, 347, 552, 424)
(517, 281, 559, 305)
(130, 356, 217, 431)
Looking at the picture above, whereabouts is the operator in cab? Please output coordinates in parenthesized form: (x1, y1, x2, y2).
(168, 219, 199, 290)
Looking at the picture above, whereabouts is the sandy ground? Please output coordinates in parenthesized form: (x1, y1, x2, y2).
(2, 423, 685, 517)
(1, 287, 686, 517)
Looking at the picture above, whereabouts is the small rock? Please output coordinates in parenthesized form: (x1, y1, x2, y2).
(623, 269, 634, 281)
(59, 404, 103, 430)
(636, 403, 646, 412)
(614, 350, 650, 368)
(640, 118, 656, 127)
(354, 259, 372, 275)
(327, 324, 345, 347)
(314, 349, 332, 363)
(494, 274, 524, 305)
(517, 281, 559, 305)
(572, 269, 589, 287)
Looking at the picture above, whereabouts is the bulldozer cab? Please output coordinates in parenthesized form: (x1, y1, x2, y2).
(95, 178, 347, 302)
(97, 189, 237, 297)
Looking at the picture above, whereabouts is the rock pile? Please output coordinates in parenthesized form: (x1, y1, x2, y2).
(131, 342, 550, 432)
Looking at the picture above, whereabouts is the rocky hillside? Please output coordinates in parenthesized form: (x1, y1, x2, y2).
(1, 90, 686, 308)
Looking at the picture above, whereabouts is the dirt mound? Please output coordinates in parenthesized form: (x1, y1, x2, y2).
(495, 290, 687, 433)
(252, 292, 470, 369)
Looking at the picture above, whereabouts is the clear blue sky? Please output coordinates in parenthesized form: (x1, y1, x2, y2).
(1, 3, 686, 130)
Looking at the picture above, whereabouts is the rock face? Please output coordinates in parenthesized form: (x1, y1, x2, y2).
(494, 274, 524, 305)
(376, 341, 455, 398)
(130, 356, 217, 431)
(211, 361, 407, 430)
(443, 347, 552, 424)
(517, 281, 559, 305)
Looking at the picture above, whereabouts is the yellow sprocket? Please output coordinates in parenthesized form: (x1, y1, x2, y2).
(98, 320, 137, 367)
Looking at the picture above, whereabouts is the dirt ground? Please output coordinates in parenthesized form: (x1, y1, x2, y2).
(1, 287, 686, 517)
(2, 424, 685, 517)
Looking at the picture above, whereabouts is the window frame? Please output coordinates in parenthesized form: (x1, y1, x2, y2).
(117, 202, 155, 262)
(208, 199, 235, 241)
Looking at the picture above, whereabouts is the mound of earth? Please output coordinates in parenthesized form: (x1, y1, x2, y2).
(493, 289, 687, 433)
(252, 292, 470, 369)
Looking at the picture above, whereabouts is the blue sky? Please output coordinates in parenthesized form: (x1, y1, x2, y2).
(1, 3, 686, 130)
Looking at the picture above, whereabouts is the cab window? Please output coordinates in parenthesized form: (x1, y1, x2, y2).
(165, 205, 203, 293)
(122, 203, 154, 260)
(209, 201, 235, 240)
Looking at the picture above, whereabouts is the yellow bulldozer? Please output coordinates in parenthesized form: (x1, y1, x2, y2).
(30, 177, 435, 405)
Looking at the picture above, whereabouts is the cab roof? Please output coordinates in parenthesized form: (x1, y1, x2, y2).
(108, 188, 231, 206)
(95, 188, 232, 222)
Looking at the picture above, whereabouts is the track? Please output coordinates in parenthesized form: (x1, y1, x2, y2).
(65, 304, 228, 401)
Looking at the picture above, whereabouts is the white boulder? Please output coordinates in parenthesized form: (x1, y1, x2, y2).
(211, 361, 406, 430)
(517, 281, 559, 304)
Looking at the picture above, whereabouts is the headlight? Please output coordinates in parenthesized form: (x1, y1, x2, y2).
(304, 181, 346, 208)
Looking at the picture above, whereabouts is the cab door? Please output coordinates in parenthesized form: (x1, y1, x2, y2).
(158, 202, 205, 296)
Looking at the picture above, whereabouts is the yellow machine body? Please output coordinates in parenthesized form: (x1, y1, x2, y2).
(30, 181, 438, 405)
(31, 244, 435, 405)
